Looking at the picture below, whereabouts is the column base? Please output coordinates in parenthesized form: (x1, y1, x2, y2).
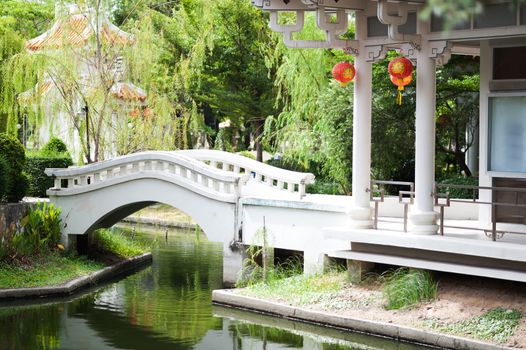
(349, 205, 374, 229)
(408, 210, 439, 235)
(222, 242, 246, 287)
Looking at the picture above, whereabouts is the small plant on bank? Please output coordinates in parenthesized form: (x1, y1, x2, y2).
(382, 268, 438, 310)
(426, 307, 522, 344)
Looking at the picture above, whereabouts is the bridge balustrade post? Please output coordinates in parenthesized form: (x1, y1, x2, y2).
(120, 165, 128, 176)
(106, 169, 114, 179)
(210, 161, 217, 169)
(299, 183, 306, 198)
(222, 162, 229, 171)
(287, 182, 294, 192)
(233, 165, 240, 174)
(80, 176, 87, 186)
(132, 163, 139, 173)
(93, 173, 100, 183)
(144, 161, 152, 171)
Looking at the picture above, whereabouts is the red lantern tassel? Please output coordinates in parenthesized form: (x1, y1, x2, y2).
(397, 85, 404, 105)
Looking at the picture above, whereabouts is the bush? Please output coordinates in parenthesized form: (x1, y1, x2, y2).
(238, 150, 256, 160)
(41, 136, 69, 155)
(382, 268, 438, 310)
(25, 153, 73, 197)
(16, 202, 62, 255)
(439, 175, 479, 199)
(0, 133, 26, 202)
(0, 157, 8, 202)
(8, 172, 30, 203)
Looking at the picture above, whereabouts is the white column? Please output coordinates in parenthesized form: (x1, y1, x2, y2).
(349, 12, 373, 229)
(409, 22, 438, 234)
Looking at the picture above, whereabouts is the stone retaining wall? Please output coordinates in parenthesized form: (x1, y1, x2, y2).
(0, 203, 30, 235)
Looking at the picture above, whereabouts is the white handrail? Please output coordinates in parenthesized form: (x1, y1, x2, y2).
(180, 149, 315, 197)
(45, 151, 250, 202)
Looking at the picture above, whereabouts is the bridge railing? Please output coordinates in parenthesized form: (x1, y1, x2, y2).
(45, 152, 250, 201)
(179, 150, 315, 198)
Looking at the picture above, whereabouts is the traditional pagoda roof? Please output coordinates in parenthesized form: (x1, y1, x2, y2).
(26, 5, 134, 53)
(110, 82, 147, 103)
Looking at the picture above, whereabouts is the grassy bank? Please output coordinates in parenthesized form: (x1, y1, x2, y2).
(235, 266, 524, 346)
(0, 228, 151, 290)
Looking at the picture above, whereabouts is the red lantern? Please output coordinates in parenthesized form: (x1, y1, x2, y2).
(388, 56, 413, 79)
(390, 74, 413, 105)
(332, 61, 356, 87)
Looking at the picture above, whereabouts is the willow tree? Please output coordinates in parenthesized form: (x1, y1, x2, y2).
(2, 0, 186, 163)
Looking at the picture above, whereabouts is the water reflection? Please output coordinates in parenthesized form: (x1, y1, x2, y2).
(0, 227, 430, 350)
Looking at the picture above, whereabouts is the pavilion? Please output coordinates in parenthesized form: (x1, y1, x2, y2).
(252, 0, 526, 280)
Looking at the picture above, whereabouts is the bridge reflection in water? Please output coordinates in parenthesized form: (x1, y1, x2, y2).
(0, 227, 430, 350)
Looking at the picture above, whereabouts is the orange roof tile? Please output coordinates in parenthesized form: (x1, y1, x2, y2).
(26, 14, 134, 52)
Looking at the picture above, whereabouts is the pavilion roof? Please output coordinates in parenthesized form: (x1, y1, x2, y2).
(26, 12, 134, 53)
(110, 82, 147, 103)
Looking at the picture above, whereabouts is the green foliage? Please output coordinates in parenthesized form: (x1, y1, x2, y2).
(439, 175, 479, 199)
(16, 202, 62, 255)
(0, 157, 8, 202)
(25, 153, 73, 198)
(41, 136, 69, 155)
(382, 268, 438, 310)
(0, 132, 27, 202)
(238, 150, 256, 160)
(427, 307, 522, 344)
(0, 253, 102, 289)
(92, 229, 149, 258)
(306, 180, 345, 195)
(9, 171, 29, 203)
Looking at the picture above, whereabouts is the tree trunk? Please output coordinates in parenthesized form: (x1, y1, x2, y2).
(254, 119, 263, 162)
(455, 151, 472, 177)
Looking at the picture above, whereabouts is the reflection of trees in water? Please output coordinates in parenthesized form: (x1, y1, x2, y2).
(118, 233, 223, 343)
(230, 323, 303, 349)
(0, 304, 62, 350)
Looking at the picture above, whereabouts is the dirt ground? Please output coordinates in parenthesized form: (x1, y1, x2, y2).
(300, 273, 526, 348)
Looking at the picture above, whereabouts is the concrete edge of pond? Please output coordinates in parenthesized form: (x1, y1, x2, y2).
(212, 289, 514, 350)
(0, 253, 152, 301)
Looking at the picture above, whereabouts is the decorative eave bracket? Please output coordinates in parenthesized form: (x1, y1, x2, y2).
(377, 0, 421, 51)
(269, 8, 358, 51)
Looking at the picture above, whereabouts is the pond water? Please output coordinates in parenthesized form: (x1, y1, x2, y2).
(0, 227, 431, 350)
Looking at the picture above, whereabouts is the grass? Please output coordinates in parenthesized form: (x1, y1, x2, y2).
(425, 307, 522, 344)
(240, 268, 348, 306)
(92, 229, 151, 258)
(381, 268, 438, 310)
(0, 253, 103, 289)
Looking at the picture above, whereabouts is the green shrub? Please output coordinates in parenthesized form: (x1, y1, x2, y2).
(8, 172, 30, 203)
(16, 202, 62, 255)
(307, 180, 345, 195)
(25, 153, 73, 197)
(382, 268, 438, 310)
(238, 150, 256, 160)
(41, 136, 69, 155)
(0, 133, 27, 202)
(439, 175, 478, 199)
(0, 157, 8, 202)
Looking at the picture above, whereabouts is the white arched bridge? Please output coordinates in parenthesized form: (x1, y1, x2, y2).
(45, 150, 352, 284)
(46, 149, 526, 284)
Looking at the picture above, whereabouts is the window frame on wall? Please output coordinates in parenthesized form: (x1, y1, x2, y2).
(487, 91, 526, 178)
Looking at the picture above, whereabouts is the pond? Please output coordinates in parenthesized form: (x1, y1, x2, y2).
(0, 226, 431, 350)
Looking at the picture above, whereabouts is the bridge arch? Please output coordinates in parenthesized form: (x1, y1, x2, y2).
(46, 152, 248, 245)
